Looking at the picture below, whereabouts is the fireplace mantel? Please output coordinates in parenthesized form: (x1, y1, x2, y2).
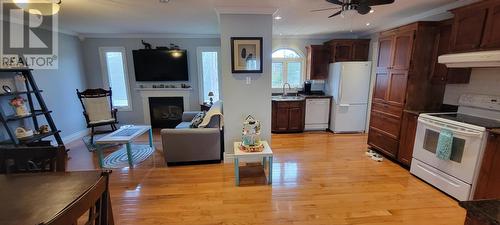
(137, 88, 192, 124)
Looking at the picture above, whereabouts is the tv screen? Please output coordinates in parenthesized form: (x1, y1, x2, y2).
(132, 49, 188, 81)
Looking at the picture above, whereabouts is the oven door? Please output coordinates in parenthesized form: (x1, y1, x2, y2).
(412, 117, 485, 184)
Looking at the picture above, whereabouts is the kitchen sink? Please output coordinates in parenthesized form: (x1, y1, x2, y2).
(271, 95, 305, 101)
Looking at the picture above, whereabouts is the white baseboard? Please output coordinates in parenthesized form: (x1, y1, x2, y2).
(62, 129, 89, 144)
(223, 152, 234, 163)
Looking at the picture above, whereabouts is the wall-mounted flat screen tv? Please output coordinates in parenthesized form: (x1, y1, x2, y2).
(132, 49, 188, 81)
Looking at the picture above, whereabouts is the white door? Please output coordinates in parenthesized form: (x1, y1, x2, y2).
(412, 117, 485, 184)
(336, 62, 372, 104)
(330, 103, 367, 133)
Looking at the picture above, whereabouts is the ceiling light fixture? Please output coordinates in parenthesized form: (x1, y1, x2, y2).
(14, 0, 61, 16)
(369, 9, 374, 13)
(366, 22, 370, 26)
(274, 16, 282, 20)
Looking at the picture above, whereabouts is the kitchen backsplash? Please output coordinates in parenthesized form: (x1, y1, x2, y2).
(443, 68, 500, 105)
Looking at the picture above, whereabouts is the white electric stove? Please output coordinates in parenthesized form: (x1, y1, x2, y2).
(410, 94, 500, 201)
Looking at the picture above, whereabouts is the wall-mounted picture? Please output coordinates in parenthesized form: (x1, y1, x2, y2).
(231, 37, 263, 73)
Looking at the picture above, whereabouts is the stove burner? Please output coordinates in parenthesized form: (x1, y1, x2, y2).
(432, 113, 500, 129)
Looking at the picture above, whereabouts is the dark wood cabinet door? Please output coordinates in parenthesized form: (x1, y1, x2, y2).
(481, 2, 500, 49)
(450, 6, 488, 52)
(473, 132, 500, 200)
(275, 107, 290, 131)
(397, 112, 418, 167)
(288, 107, 304, 131)
(368, 127, 399, 158)
(386, 70, 408, 107)
(377, 37, 393, 69)
(431, 20, 471, 84)
(333, 42, 353, 62)
(307, 45, 329, 80)
(352, 41, 370, 61)
(373, 69, 389, 103)
(391, 31, 414, 70)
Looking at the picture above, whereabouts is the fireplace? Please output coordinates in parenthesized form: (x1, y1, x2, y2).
(148, 97, 184, 128)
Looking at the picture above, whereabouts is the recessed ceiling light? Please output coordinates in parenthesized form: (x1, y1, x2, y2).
(366, 22, 371, 26)
(369, 9, 374, 13)
(159, 0, 170, 3)
(274, 16, 282, 20)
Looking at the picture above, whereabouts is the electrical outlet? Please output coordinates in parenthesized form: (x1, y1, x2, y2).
(246, 76, 251, 85)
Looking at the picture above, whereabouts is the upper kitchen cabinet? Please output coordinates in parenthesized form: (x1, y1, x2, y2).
(430, 19, 471, 84)
(306, 45, 330, 80)
(324, 39, 370, 62)
(449, 0, 500, 52)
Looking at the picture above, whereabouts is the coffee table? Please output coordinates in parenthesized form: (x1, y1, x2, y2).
(233, 141, 273, 186)
(95, 125, 153, 168)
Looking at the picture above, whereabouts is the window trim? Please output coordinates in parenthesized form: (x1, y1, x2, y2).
(196, 46, 221, 105)
(271, 48, 306, 92)
(98, 46, 133, 111)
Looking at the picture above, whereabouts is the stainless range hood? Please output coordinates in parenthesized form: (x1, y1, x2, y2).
(438, 50, 500, 68)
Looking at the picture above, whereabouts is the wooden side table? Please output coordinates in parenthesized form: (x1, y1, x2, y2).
(233, 141, 273, 186)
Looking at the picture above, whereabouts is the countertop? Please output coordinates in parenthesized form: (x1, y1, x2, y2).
(489, 129, 500, 135)
(460, 200, 500, 225)
(298, 94, 332, 99)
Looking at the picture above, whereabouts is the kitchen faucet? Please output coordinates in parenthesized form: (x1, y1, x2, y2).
(282, 83, 291, 96)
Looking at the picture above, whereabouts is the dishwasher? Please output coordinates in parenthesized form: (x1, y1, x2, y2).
(305, 98, 330, 131)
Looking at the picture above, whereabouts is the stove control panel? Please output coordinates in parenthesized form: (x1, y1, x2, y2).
(459, 94, 500, 111)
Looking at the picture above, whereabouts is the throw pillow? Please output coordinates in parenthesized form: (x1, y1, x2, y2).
(190, 112, 206, 128)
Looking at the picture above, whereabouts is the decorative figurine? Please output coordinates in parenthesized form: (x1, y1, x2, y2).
(240, 115, 263, 152)
(141, 40, 152, 49)
(9, 96, 29, 116)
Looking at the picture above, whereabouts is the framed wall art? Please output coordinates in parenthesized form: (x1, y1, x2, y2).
(230, 37, 263, 73)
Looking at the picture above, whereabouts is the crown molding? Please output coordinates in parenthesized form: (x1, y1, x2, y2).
(80, 33, 220, 39)
(357, 0, 481, 36)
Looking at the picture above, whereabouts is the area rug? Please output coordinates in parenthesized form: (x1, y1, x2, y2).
(102, 144, 154, 168)
(82, 134, 120, 152)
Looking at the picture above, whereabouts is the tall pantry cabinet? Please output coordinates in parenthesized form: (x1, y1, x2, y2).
(368, 22, 446, 163)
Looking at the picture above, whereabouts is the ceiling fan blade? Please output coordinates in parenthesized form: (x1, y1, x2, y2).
(357, 5, 371, 14)
(328, 11, 342, 18)
(311, 7, 341, 12)
(362, 0, 395, 6)
(325, 0, 344, 5)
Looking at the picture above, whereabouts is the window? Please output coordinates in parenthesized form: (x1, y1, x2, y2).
(99, 47, 132, 111)
(197, 47, 220, 104)
(272, 48, 304, 89)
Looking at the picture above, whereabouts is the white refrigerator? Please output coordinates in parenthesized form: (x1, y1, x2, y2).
(325, 62, 372, 133)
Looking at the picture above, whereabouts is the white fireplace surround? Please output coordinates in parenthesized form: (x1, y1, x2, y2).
(136, 88, 192, 124)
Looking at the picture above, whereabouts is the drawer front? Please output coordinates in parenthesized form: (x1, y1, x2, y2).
(287, 101, 303, 108)
(276, 102, 289, 108)
(368, 127, 399, 158)
(371, 102, 402, 117)
(369, 110, 402, 139)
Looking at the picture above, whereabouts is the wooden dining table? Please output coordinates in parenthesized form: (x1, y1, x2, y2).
(0, 171, 114, 225)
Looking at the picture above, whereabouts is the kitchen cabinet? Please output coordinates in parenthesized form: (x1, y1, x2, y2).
(368, 22, 445, 162)
(473, 130, 500, 199)
(449, 0, 500, 52)
(324, 39, 370, 62)
(304, 98, 331, 131)
(306, 45, 330, 80)
(397, 111, 419, 167)
(272, 100, 305, 133)
(430, 19, 471, 84)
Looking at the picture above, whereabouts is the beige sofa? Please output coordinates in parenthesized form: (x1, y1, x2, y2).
(161, 101, 223, 165)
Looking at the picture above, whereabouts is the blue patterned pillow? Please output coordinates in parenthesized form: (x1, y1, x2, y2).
(190, 112, 206, 128)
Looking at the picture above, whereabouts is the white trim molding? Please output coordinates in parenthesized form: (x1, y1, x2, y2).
(137, 89, 192, 125)
(61, 129, 90, 145)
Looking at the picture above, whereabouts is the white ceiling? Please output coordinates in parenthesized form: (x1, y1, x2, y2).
(57, 0, 473, 37)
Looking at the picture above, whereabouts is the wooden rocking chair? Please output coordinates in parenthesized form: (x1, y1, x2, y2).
(77, 88, 118, 143)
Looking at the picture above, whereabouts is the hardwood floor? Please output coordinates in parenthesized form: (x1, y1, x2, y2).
(66, 130, 466, 225)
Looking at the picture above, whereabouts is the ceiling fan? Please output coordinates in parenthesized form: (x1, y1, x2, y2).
(312, 0, 395, 18)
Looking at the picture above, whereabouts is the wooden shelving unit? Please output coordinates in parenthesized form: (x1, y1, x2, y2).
(0, 68, 66, 173)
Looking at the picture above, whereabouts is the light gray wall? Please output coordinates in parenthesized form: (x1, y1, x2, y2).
(220, 14, 273, 155)
(443, 68, 500, 105)
(81, 37, 220, 124)
(0, 32, 88, 142)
